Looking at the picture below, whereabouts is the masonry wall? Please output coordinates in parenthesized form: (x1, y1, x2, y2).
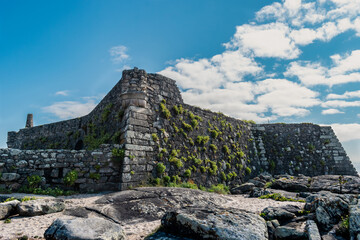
(3, 68, 358, 192)
(0, 145, 122, 192)
(252, 124, 357, 177)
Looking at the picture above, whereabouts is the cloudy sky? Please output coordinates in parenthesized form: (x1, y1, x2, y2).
(0, 0, 359, 170)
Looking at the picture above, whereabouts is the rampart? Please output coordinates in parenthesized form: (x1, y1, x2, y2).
(1, 68, 357, 192)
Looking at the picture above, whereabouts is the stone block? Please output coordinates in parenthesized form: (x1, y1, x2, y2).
(125, 144, 153, 152)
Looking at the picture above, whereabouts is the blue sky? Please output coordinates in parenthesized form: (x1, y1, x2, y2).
(1, 0, 359, 171)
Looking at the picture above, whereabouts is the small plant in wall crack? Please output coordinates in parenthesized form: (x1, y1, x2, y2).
(63, 170, 78, 186)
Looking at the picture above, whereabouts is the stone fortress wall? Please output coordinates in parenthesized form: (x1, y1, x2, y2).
(1, 68, 357, 192)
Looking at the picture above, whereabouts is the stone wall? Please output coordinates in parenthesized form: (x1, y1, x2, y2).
(0, 145, 122, 192)
(252, 124, 357, 177)
(3, 68, 358, 192)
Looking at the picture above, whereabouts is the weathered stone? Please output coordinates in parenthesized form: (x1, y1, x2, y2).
(18, 199, 65, 216)
(161, 207, 268, 240)
(274, 221, 307, 240)
(315, 206, 331, 230)
(0, 200, 20, 220)
(350, 204, 360, 239)
(261, 205, 299, 221)
(306, 220, 321, 240)
(230, 182, 255, 194)
(44, 217, 126, 240)
(1, 173, 20, 182)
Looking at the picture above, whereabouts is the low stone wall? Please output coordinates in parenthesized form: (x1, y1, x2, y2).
(252, 124, 357, 176)
(0, 145, 122, 192)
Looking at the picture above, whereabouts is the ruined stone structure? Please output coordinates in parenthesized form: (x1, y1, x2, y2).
(1, 68, 357, 192)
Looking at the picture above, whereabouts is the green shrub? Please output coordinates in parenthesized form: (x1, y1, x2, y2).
(200, 166, 206, 173)
(245, 167, 252, 175)
(163, 175, 171, 185)
(156, 163, 166, 176)
(171, 175, 181, 184)
(172, 105, 184, 115)
(112, 148, 125, 162)
(259, 193, 305, 202)
(177, 181, 198, 189)
(236, 150, 245, 158)
(184, 169, 191, 178)
(4, 218, 11, 224)
(160, 103, 171, 119)
(152, 133, 159, 142)
(20, 196, 36, 202)
(191, 119, 199, 128)
(209, 129, 219, 138)
(182, 121, 193, 131)
(27, 175, 42, 188)
(222, 145, 230, 155)
(89, 173, 100, 180)
(169, 157, 183, 169)
(63, 170, 78, 186)
(153, 178, 161, 185)
(196, 135, 209, 145)
(207, 184, 229, 194)
(209, 144, 217, 153)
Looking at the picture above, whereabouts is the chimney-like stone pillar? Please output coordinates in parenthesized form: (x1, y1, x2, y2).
(25, 114, 33, 128)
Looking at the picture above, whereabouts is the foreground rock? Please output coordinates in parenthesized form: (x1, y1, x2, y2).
(0, 200, 20, 219)
(17, 198, 65, 216)
(305, 191, 356, 231)
(160, 207, 268, 240)
(88, 187, 232, 224)
(44, 217, 126, 240)
(269, 174, 360, 194)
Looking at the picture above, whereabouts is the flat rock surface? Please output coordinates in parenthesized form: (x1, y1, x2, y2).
(18, 199, 65, 216)
(0, 187, 304, 240)
(44, 217, 126, 240)
(271, 175, 360, 194)
(160, 207, 268, 240)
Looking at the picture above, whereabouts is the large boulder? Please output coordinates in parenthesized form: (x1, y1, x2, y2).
(261, 205, 301, 222)
(88, 187, 232, 223)
(160, 207, 268, 240)
(310, 175, 360, 194)
(18, 198, 65, 216)
(305, 191, 356, 231)
(0, 200, 20, 219)
(230, 182, 255, 194)
(274, 221, 307, 240)
(271, 175, 309, 192)
(44, 217, 126, 240)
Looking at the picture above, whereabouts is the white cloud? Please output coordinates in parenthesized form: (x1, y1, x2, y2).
(159, 50, 262, 92)
(331, 123, 360, 142)
(225, 22, 301, 59)
(322, 100, 360, 108)
(327, 90, 360, 99)
(254, 79, 320, 117)
(109, 45, 129, 63)
(256, 0, 325, 26)
(358, 114, 360, 118)
(286, 50, 360, 86)
(55, 90, 69, 96)
(322, 108, 344, 115)
(43, 100, 97, 119)
(330, 50, 360, 75)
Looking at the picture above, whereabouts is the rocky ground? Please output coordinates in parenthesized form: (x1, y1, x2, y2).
(1, 174, 360, 239)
